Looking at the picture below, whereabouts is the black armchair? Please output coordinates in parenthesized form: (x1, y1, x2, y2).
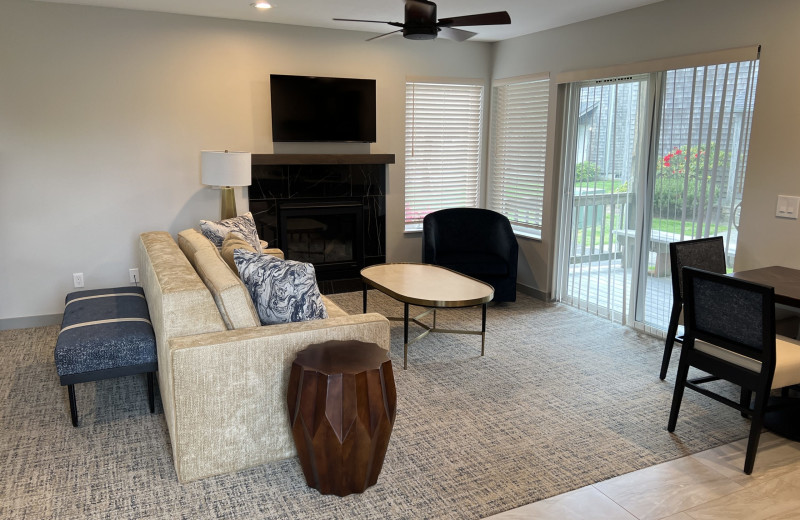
(422, 208, 518, 302)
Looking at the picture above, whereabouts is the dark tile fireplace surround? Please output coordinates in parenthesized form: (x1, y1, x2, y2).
(249, 154, 394, 293)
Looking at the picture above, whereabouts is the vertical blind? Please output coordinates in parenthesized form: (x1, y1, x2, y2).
(643, 58, 759, 331)
(404, 81, 484, 231)
(488, 77, 550, 239)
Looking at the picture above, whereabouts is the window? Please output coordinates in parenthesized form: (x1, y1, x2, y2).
(404, 80, 484, 232)
(488, 76, 550, 239)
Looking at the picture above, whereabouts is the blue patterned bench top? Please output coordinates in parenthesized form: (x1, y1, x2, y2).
(55, 287, 157, 377)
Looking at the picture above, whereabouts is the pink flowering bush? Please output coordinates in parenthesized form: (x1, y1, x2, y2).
(654, 144, 729, 219)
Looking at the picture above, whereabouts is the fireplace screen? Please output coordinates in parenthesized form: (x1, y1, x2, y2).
(279, 203, 363, 267)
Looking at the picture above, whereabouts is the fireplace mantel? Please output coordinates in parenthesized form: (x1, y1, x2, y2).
(252, 154, 395, 166)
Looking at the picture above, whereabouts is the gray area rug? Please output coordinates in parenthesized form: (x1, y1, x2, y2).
(0, 292, 748, 519)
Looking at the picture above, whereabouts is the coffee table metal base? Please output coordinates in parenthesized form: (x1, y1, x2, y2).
(364, 290, 487, 369)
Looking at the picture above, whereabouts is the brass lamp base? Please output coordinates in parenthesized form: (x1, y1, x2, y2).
(220, 186, 237, 220)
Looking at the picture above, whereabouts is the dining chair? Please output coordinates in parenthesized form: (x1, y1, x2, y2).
(660, 236, 727, 380)
(667, 267, 800, 474)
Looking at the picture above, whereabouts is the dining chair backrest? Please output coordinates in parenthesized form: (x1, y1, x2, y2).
(669, 236, 727, 302)
(682, 266, 776, 370)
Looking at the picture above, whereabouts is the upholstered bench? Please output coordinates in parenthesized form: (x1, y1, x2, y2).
(54, 286, 158, 427)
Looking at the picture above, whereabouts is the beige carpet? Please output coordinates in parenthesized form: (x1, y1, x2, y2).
(0, 292, 748, 519)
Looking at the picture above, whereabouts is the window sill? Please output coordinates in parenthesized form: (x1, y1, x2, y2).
(512, 228, 542, 241)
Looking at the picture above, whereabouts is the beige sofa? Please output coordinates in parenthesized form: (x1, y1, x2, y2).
(137, 229, 390, 483)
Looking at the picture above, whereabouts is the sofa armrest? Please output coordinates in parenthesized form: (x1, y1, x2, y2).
(164, 312, 390, 482)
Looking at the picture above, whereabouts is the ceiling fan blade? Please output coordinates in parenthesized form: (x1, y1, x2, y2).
(437, 26, 477, 42)
(438, 11, 511, 27)
(366, 29, 403, 42)
(333, 18, 395, 24)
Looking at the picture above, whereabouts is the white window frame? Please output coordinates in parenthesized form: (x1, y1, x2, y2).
(404, 77, 485, 233)
(488, 73, 550, 240)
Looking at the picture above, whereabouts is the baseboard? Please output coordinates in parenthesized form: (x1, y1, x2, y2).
(517, 283, 550, 302)
(0, 314, 62, 331)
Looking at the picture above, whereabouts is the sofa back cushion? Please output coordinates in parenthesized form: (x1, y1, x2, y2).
(177, 229, 260, 330)
(221, 232, 257, 273)
(177, 228, 217, 265)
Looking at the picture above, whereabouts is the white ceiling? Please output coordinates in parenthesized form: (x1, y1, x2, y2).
(30, 0, 664, 42)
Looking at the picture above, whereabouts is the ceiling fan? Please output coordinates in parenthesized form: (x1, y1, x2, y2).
(334, 0, 511, 42)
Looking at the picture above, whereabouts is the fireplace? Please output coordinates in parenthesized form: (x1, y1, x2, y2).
(279, 202, 363, 282)
(249, 154, 394, 293)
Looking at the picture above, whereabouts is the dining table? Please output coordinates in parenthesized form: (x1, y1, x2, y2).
(731, 265, 800, 307)
(731, 265, 800, 441)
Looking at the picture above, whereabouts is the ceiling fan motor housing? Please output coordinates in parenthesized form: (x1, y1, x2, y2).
(404, 0, 438, 39)
(403, 26, 438, 40)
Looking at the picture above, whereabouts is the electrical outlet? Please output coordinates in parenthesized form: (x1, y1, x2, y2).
(73, 272, 84, 288)
(129, 268, 139, 284)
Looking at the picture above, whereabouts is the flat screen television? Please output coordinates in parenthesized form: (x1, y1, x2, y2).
(270, 74, 377, 143)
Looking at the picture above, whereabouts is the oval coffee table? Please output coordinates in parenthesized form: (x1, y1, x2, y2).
(361, 263, 494, 369)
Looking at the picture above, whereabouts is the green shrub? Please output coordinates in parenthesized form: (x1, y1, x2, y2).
(652, 176, 719, 219)
(575, 161, 601, 182)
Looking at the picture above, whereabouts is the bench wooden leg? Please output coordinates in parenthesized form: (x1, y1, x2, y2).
(67, 384, 79, 427)
(147, 372, 155, 413)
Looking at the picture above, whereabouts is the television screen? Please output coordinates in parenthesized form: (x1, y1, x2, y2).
(270, 74, 377, 143)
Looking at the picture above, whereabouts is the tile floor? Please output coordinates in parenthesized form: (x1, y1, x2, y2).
(485, 432, 800, 520)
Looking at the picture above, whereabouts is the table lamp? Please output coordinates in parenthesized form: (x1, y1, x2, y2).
(201, 150, 252, 220)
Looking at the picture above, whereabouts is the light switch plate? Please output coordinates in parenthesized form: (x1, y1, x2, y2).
(776, 195, 800, 219)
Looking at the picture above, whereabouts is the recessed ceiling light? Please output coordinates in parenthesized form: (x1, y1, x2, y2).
(251, 1, 272, 9)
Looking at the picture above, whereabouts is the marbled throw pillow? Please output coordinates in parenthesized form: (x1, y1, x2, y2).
(234, 250, 328, 325)
(200, 212, 262, 253)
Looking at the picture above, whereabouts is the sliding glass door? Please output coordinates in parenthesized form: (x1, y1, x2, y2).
(640, 61, 759, 331)
(556, 74, 655, 324)
(557, 58, 759, 334)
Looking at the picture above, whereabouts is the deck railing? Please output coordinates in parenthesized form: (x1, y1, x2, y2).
(570, 192, 632, 264)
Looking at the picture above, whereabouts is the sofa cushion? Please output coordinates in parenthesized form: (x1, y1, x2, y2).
(192, 248, 260, 329)
(177, 228, 218, 266)
(234, 250, 328, 325)
(436, 252, 510, 277)
(220, 232, 257, 273)
(179, 228, 259, 329)
(321, 295, 348, 319)
(200, 212, 262, 252)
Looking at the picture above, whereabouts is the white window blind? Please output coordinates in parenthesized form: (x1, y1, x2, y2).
(404, 81, 484, 232)
(488, 77, 550, 239)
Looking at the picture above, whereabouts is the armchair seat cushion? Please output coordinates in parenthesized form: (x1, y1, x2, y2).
(436, 252, 510, 277)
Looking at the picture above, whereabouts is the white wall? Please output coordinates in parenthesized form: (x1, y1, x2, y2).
(7, 0, 797, 323)
(492, 0, 800, 297)
(0, 0, 492, 324)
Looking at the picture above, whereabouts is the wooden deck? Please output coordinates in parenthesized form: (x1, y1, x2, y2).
(563, 254, 674, 334)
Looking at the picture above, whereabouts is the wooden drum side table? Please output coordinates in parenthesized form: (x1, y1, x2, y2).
(287, 340, 396, 496)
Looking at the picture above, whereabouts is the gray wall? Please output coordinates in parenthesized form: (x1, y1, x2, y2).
(493, 0, 800, 297)
(0, 0, 491, 324)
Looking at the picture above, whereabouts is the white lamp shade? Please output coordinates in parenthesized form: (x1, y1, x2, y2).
(201, 151, 252, 187)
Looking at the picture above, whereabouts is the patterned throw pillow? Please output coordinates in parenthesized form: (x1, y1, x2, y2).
(200, 212, 262, 253)
(234, 250, 328, 325)
(220, 232, 257, 272)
